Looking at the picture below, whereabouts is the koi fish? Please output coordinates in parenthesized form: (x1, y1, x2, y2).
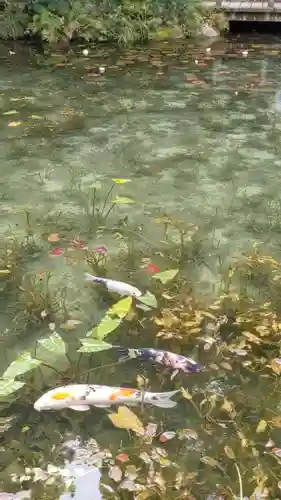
(84, 273, 142, 298)
(118, 347, 202, 375)
(33, 384, 179, 412)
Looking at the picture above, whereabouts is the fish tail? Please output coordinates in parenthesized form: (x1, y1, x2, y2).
(145, 390, 179, 408)
(84, 273, 104, 283)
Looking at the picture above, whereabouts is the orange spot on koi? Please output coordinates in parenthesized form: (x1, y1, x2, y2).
(109, 388, 136, 401)
(51, 391, 72, 400)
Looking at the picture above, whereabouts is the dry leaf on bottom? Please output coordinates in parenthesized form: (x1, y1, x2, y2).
(108, 406, 144, 435)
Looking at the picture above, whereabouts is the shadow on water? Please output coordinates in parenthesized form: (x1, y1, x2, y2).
(3, 35, 281, 498)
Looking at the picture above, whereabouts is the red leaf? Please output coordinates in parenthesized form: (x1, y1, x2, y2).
(145, 263, 161, 274)
(116, 453, 130, 463)
(50, 247, 63, 256)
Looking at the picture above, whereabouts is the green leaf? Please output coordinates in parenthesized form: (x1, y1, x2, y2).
(78, 339, 112, 353)
(38, 333, 66, 355)
(111, 178, 131, 184)
(152, 268, 179, 284)
(109, 296, 132, 318)
(2, 352, 42, 380)
(87, 316, 121, 341)
(137, 291, 157, 308)
(0, 379, 25, 397)
(112, 196, 135, 204)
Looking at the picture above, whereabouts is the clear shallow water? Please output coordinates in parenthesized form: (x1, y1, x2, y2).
(2, 36, 281, 498)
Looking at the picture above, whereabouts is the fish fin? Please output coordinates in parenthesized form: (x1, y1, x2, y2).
(148, 390, 180, 409)
(68, 405, 90, 411)
(93, 403, 111, 408)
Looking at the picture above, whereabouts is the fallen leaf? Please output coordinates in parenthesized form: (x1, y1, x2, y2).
(108, 465, 122, 482)
(108, 406, 144, 435)
(47, 233, 60, 243)
(116, 453, 129, 463)
(159, 431, 176, 443)
(8, 121, 21, 127)
(256, 419, 267, 433)
(224, 445, 235, 459)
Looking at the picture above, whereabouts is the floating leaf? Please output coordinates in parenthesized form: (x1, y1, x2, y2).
(110, 296, 132, 319)
(152, 268, 179, 284)
(78, 339, 112, 353)
(256, 419, 267, 433)
(116, 453, 130, 463)
(3, 110, 18, 115)
(38, 333, 66, 355)
(137, 291, 158, 308)
(108, 465, 122, 482)
(0, 270, 11, 276)
(47, 233, 60, 243)
(159, 431, 176, 443)
(0, 379, 25, 397)
(109, 406, 144, 435)
(224, 445, 235, 459)
(112, 178, 131, 184)
(2, 352, 42, 379)
(8, 121, 22, 127)
(112, 196, 135, 204)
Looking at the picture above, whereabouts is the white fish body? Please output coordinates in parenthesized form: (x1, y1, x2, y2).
(33, 384, 179, 412)
(85, 273, 142, 298)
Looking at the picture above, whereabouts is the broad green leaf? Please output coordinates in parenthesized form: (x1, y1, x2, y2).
(87, 316, 121, 340)
(2, 352, 42, 380)
(112, 196, 135, 204)
(109, 296, 132, 319)
(137, 291, 157, 308)
(152, 268, 179, 284)
(111, 178, 131, 184)
(38, 333, 66, 355)
(0, 379, 25, 397)
(78, 339, 112, 353)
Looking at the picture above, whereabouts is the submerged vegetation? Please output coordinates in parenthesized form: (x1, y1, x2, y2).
(0, 0, 225, 45)
(2, 175, 281, 498)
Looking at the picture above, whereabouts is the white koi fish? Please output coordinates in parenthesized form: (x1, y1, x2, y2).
(85, 273, 142, 298)
(34, 384, 179, 412)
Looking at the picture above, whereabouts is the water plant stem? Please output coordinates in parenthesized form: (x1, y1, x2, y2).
(234, 462, 243, 500)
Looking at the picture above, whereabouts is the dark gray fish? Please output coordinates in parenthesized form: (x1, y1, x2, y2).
(117, 347, 202, 375)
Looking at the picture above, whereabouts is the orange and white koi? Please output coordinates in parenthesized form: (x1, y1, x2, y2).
(33, 384, 179, 412)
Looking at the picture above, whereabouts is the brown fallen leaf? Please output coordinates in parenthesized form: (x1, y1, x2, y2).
(108, 406, 144, 435)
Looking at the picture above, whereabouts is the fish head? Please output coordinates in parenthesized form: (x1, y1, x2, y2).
(34, 387, 76, 411)
(131, 287, 142, 298)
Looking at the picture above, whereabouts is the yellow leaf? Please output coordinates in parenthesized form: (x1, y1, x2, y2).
(8, 121, 22, 127)
(242, 331, 261, 344)
(224, 445, 235, 459)
(256, 419, 267, 433)
(111, 178, 132, 184)
(0, 269, 11, 276)
(47, 233, 60, 243)
(181, 387, 192, 400)
(108, 406, 144, 435)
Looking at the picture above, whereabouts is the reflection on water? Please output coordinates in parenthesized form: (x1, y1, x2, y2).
(2, 35, 281, 498)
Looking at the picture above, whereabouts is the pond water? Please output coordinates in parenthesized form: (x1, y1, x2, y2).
(2, 35, 281, 499)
